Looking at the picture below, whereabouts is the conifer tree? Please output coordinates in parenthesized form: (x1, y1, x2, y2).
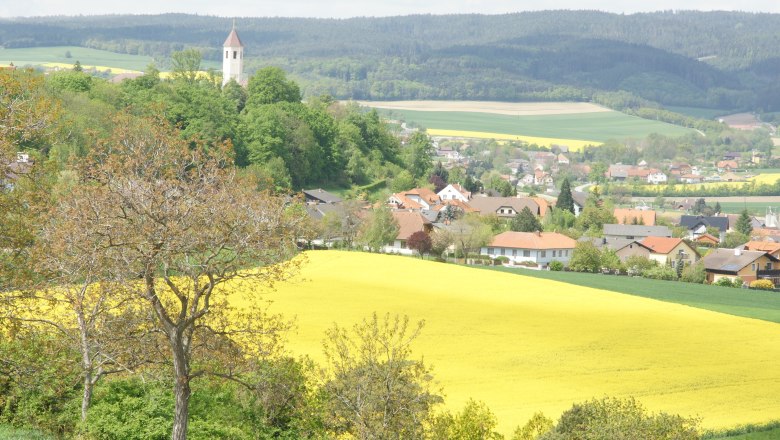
(556, 177, 575, 214)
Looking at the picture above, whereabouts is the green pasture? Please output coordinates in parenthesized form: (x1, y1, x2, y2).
(383, 108, 694, 143)
(0, 46, 153, 71)
(0, 46, 220, 72)
(715, 201, 780, 215)
(484, 266, 780, 324)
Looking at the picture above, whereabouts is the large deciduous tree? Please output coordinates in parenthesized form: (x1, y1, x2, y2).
(50, 114, 307, 440)
(359, 205, 399, 252)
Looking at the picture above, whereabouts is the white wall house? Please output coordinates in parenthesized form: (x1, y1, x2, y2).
(647, 172, 668, 185)
(481, 231, 577, 267)
(437, 183, 471, 202)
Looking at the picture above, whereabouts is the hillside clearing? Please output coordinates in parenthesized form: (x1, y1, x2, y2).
(258, 251, 780, 436)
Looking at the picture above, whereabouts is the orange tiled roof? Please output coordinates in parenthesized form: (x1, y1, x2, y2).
(404, 187, 440, 203)
(743, 241, 780, 254)
(613, 208, 656, 226)
(489, 231, 576, 250)
(392, 211, 431, 240)
(641, 236, 684, 254)
(529, 197, 549, 217)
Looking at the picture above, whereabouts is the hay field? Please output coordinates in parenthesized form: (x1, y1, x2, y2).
(363, 102, 694, 150)
(260, 251, 780, 436)
(357, 100, 611, 116)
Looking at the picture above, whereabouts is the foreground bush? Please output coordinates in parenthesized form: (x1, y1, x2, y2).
(750, 279, 775, 290)
(539, 397, 700, 440)
(643, 265, 678, 281)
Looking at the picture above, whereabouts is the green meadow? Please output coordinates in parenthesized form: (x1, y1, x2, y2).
(383, 108, 694, 142)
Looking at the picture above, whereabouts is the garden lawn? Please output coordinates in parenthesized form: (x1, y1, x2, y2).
(247, 251, 780, 437)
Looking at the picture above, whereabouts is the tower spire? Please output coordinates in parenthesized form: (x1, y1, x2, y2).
(232, 18, 236, 30)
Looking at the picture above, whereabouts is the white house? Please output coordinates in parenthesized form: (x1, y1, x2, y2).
(437, 183, 471, 202)
(647, 171, 667, 185)
(481, 231, 577, 267)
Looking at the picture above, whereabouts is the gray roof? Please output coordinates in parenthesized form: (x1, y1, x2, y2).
(679, 215, 729, 232)
(702, 248, 777, 273)
(303, 188, 342, 204)
(305, 203, 345, 221)
(580, 237, 651, 252)
(571, 191, 588, 207)
(468, 196, 540, 216)
(603, 224, 672, 237)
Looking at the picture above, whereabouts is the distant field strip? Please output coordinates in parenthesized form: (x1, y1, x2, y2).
(358, 100, 611, 115)
(369, 105, 693, 148)
(633, 173, 780, 193)
(426, 129, 597, 151)
(259, 251, 780, 436)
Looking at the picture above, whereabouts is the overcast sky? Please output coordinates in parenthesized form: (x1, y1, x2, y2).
(1, 0, 779, 18)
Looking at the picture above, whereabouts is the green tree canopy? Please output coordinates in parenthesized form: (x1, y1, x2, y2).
(735, 209, 753, 236)
(246, 66, 301, 108)
(556, 177, 575, 214)
(511, 206, 543, 232)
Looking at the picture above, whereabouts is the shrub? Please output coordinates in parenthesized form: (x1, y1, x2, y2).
(624, 255, 656, 276)
(750, 279, 775, 290)
(680, 262, 706, 284)
(643, 265, 678, 281)
(539, 397, 699, 440)
(714, 277, 736, 288)
(495, 256, 510, 265)
(549, 261, 564, 271)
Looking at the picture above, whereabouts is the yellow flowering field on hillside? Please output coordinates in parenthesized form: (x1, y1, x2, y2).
(254, 251, 780, 435)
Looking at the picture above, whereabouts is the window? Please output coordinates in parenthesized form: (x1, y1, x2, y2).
(233, 50, 237, 59)
(500, 249, 505, 256)
(552, 250, 557, 257)
(225, 50, 229, 58)
(766, 262, 773, 270)
(488, 248, 494, 255)
(523, 250, 530, 257)
(752, 263, 757, 271)
(512, 250, 517, 257)
(540, 251, 546, 258)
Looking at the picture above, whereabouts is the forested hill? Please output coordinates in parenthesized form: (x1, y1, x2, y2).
(2, 11, 779, 110)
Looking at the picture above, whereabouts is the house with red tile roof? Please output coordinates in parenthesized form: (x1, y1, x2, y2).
(742, 241, 780, 259)
(437, 183, 471, 202)
(388, 188, 441, 210)
(613, 208, 656, 226)
(481, 231, 576, 267)
(641, 236, 699, 269)
(383, 211, 433, 255)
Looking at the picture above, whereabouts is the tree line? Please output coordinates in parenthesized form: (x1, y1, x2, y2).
(3, 11, 780, 111)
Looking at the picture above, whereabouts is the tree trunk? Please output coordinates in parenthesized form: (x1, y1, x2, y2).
(171, 332, 191, 440)
(77, 310, 92, 422)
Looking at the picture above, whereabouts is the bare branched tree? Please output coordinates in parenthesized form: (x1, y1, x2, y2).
(47, 114, 308, 440)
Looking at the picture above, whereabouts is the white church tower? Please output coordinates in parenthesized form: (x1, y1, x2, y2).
(222, 21, 244, 87)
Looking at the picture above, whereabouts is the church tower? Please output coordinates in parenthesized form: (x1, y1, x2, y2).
(222, 21, 244, 87)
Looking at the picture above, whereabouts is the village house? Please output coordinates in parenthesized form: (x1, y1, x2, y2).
(716, 160, 739, 173)
(742, 241, 780, 259)
(702, 248, 780, 286)
(580, 237, 652, 262)
(388, 188, 441, 210)
(519, 174, 535, 186)
(557, 153, 570, 165)
(437, 183, 471, 202)
(383, 211, 433, 255)
(694, 233, 720, 246)
(482, 231, 576, 267)
(303, 188, 342, 205)
(1, 152, 33, 191)
(647, 170, 667, 185)
(603, 224, 672, 241)
(533, 169, 554, 186)
(436, 146, 462, 161)
(468, 196, 543, 218)
(613, 208, 656, 226)
(571, 191, 588, 217)
(679, 215, 729, 241)
(641, 236, 699, 269)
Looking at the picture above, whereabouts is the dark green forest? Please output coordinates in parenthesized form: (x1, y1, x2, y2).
(1, 11, 779, 111)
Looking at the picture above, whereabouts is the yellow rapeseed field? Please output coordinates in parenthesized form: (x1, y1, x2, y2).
(426, 128, 599, 151)
(254, 251, 780, 436)
(634, 172, 780, 193)
(41, 62, 142, 74)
